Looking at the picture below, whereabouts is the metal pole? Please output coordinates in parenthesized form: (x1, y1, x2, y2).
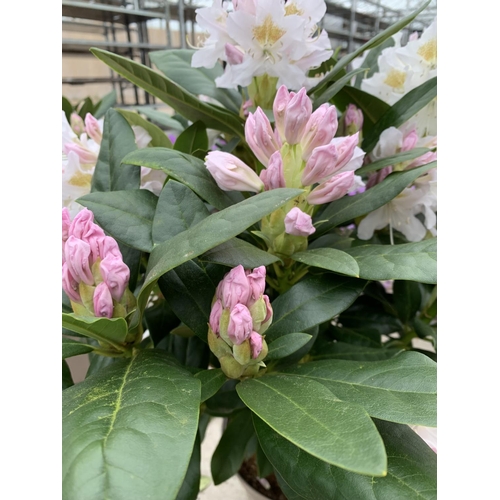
(374, 0, 381, 32)
(348, 0, 358, 53)
(179, 0, 186, 48)
(164, 0, 172, 48)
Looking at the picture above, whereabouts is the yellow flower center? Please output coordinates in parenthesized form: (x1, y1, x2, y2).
(417, 38, 437, 65)
(384, 69, 407, 91)
(285, 3, 304, 16)
(253, 15, 285, 46)
(69, 171, 92, 188)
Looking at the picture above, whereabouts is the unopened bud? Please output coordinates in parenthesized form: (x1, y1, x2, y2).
(64, 236, 94, 285)
(284, 207, 316, 236)
(260, 151, 286, 190)
(284, 88, 312, 145)
(301, 144, 340, 186)
(220, 265, 251, 310)
(307, 171, 355, 205)
(344, 104, 364, 135)
(85, 113, 102, 145)
(70, 112, 85, 136)
(93, 282, 114, 318)
(227, 304, 253, 345)
(301, 104, 338, 160)
(100, 255, 130, 301)
(245, 108, 279, 166)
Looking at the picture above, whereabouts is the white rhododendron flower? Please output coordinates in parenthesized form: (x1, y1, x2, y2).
(192, 0, 332, 90)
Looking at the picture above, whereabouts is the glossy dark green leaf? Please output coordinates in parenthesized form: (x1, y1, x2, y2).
(63, 360, 74, 390)
(205, 379, 246, 417)
(129, 106, 186, 132)
(363, 77, 437, 153)
(315, 163, 436, 236)
(77, 189, 158, 252)
(86, 352, 117, 377)
(77, 97, 94, 120)
(354, 37, 395, 88)
(174, 121, 209, 155)
(91, 109, 140, 193)
(356, 148, 432, 176)
(63, 338, 94, 359)
(94, 89, 117, 119)
(116, 108, 173, 148)
(195, 368, 227, 403)
(131, 188, 304, 329)
(123, 148, 238, 211)
(393, 280, 422, 323)
(412, 317, 437, 347)
(291, 248, 360, 277)
(211, 410, 255, 485)
(264, 274, 366, 342)
(62, 96, 73, 122)
(329, 325, 381, 347)
(346, 239, 437, 284)
(63, 350, 201, 500)
(310, 342, 402, 361)
(255, 440, 274, 479)
(282, 351, 436, 426)
(175, 433, 201, 500)
(150, 49, 242, 113)
(90, 48, 245, 138)
(238, 374, 386, 475)
(254, 416, 437, 500)
(265, 333, 313, 360)
(168, 334, 210, 369)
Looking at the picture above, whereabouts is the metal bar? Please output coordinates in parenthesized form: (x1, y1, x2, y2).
(178, 0, 186, 48)
(348, 0, 358, 53)
(164, 0, 172, 48)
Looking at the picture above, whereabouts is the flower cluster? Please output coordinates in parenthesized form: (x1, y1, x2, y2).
(62, 207, 135, 319)
(208, 265, 272, 378)
(191, 0, 333, 91)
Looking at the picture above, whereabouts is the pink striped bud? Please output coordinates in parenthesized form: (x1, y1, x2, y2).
(70, 112, 85, 136)
(227, 304, 253, 345)
(300, 104, 338, 160)
(307, 171, 355, 205)
(329, 134, 360, 171)
(344, 104, 364, 133)
(284, 88, 312, 145)
(249, 331, 263, 359)
(85, 113, 102, 145)
(63, 142, 98, 165)
(206, 151, 264, 193)
(220, 265, 251, 310)
(273, 85, 292, 141)
(100, 255, 130, 301)
(245, 108, 279, 166)
(64, 236, 94, 285)
(245, 266, 266, 303)
(408, 151, 437, 168)
(62, 262, 81, 303)
(209, 299, 223, 335)
(93, 282, 114, 318)
(225, 43, 244, 65)
(402, 129, 418, 152)
(284, 207, 316, 236)
(301, 144, 340, 186)
(260, 151, 285, 190)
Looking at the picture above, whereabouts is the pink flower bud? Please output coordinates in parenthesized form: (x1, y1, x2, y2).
(99, 236, 122, 260)
(245, 109, 279, 166)
(93, 282, 114, 318)
(227, 304, 253, 345)
(64, 236, 94, 285)
(100, 255, 130, 301)
(301, 144, 340, 186)
(307, 171, 355, 205)
(273, 85, 291, 141)
(63, 142, 98, 165)
(85, 224, 106, 263)
(249, 331, 263, 359)
(62, 262, 81, 303)
(220, 265, 251, 310)
(205, 151, 264, 193)
(284, 88, 312, 145)
(242, 99, 253, 118)
(408, 151, 437, 168)
(225, 43, 244, 65)
(209, 299, 223, 335)
(329, 134, 360, 171)
(300, 104, 338, 160)
(344, 104, 364, 131)
(260, 151, 285, 190)
(70, 112, 85, 136)
(365, 166, 392, 189)
(62, 208, 71, 243)
(402, 129, 419, 152)
(69, 208, 94, 240)
(85, 113, 102, 145)
(245, 266, 266, 303)
(284, 207, 316, 236)
(263, 295, 273, 324)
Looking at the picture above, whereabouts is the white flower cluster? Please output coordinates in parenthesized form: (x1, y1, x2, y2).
(191, 0, 333, 91)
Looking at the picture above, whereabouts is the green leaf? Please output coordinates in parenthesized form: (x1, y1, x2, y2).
(291, 248, 360, 278)
(123, 148, 239, 211)
(315, 163, 436, 236)
(264, 274, 366, 342)
(345, 239, 437, 284)
(91, 108, 140, 193)
(117, 108, 173, 148)
(94, 89, 117, 119)
(175, 433, 201, 500)
(314, 68, 367, 107)
(254, 416, 437, 500)
(131, 188, 304, 329)
(174, 121, 208, 155)
(362, 77, 437, 153)
(282, 351, 437, 426)
(356, 148, 432, 176)
(62, 96, 73, 122)
(90, 48, 245, 138)
(310, 342, 403, 361)
(265, 333, 313, 360)
(354, 37, 395, 89)
(129, 106, 186, 132)
(63, 350, 201, 500)
(237, 374, 386, 475)
(211, 410, 255, 485)
(63, 338, 94, 359)
(393, 280, 423, 323)
(63, 360, 74, 389)
(150, 49, 241, 113)
(200, 238, 281, 268)
(195, 368, 227, 403)
(77, 189, 158, 253)
(78, 97, 94, 120)
(62, 313, 128, 348)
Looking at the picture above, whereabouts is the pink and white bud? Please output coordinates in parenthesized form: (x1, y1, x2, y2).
(209, 299, 223, 335)
(62, 208, 71, 243)
(85, 113, 102, 145)
(284, 207, 316, 236)
(225, 43, 244, 65)
(62, 262, 81, 303)
(273, 85, 292, 141)
(284, 88, 312, 145)
(307, 171, 355, 205)
(227, 304, 253, 345)
(93, 282, 114, 318)
(64, 142, 98, 165)
(408, 151, 437, 168)
(329, 134, 360, 171)
(402, 129, 419, 152)
(245, 266, 266, 303)
(220, 265, 251, 310)
(100, 255, 130, 301)
(64, 236, 94, 285)
(205, 151, 264, 193)
(260, 151, 285, 190)
(301, 144, 340, 186)
(245, 109, 279, 166)
(70, 112, 85, 136)
(300, 104, 338, 160)
(249, 331, 263, 359)
(344, 104, 364, 132)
